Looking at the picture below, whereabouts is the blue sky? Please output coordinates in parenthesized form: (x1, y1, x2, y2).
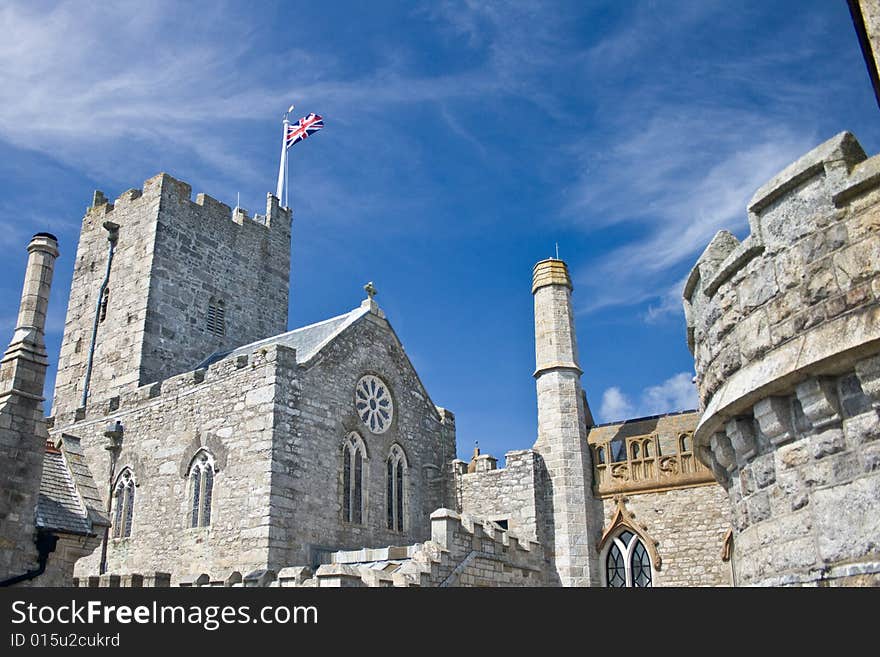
(1, 1, 878, 462)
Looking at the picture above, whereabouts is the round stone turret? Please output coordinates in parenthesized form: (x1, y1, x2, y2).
(684, 131, 880, 586)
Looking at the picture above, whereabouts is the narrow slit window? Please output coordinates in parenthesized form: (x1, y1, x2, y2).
(99, 287, 110, 323)
(206, 299, 226, 336)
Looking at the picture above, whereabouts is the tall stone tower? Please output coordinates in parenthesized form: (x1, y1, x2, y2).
(531, 258, 602, 586)
(0, 233, 59, 577)
(51, 174, 291, 421)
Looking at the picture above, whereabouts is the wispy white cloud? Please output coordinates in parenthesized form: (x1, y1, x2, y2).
(599, 386, 633, 423)
(598, 372, 698, 423)
(561, 1, 841, 321)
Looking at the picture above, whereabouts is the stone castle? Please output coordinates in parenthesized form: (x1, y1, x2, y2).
(3, 2, 880, 583)
(1, 126, 876, 587)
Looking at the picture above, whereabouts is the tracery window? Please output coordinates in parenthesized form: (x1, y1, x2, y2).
(112, 468, 135, 539)
(605, 529, 653, 587)
(342, 433, 367, 524)
(188, 450, 215, 528)
(356, 374, 393, 433)
(386, 444, 407, 532)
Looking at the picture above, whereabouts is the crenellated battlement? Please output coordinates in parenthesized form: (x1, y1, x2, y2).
(684, 131, 880, 440)
(77, 509, 548, 588)
(52, 170, 293, 419)
(51, 342, 298, 430)
(684, 131, 880, 586)
(86, 172, 291, 233)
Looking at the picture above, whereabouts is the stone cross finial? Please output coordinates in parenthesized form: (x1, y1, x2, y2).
(364, 281, 377, 299)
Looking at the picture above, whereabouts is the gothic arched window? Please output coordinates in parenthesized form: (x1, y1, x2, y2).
(112, 468, 135, 539)
(605, 529, 653, 588)
(679, 433, 692, 453)
(386, 444, 408, 532)
(188, 450, 215, 528)
(342, 433, 367, 524)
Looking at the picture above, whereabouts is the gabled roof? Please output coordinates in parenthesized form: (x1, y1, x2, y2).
(195, 305, 370, 370)
(36, 438, 109, 537)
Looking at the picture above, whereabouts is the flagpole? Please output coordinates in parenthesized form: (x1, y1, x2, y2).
(285, 138, 289, 209)
(276, 118, 287, 201)
(276, 105, 294, 202)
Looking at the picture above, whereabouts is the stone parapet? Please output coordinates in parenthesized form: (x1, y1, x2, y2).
(685, 132, 880, 445)
(76, 509, 549, 588)
(587, 411, 716, 496)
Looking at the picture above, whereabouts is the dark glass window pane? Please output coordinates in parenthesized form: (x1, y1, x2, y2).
(396, 463, 404, 532)
(619, 530, 634, 545)
(113, 487, 124, 538)
(596, 447, 605, 464)
(611, 440, 625, 462)
(606, 544, 626, 588)
(631, 443, 640, 459)
(631, 539, 653, 587)
(353, 450, 363, 524)
(124, 485, 135, 538)
(190, 470, 201, 528)
(203, 466, 214, 527)
(343, 448, 351, 522)
(387, 459, 394, 530)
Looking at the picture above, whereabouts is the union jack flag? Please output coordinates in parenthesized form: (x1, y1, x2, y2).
(285, 113, 324, 149)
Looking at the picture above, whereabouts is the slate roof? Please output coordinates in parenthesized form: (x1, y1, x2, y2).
(36, 438, 109, 537)
(195, 305, 368, 370)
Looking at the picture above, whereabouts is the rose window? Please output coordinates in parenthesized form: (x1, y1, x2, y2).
(356, 375, 393, 433)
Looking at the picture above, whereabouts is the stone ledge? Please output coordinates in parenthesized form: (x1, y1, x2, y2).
(695, 304, 880, 446)
(747, 131, 866, 214)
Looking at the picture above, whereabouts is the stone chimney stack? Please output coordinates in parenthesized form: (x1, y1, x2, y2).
(0, 232, 59, 578)
(531, 258, 601, 587)
(1, 233, 59, 396)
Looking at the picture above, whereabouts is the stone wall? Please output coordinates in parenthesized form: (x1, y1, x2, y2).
(272, 308, 457, 564)
(455, 449, 543, 542)
(685, 131, 880, 585)
(87, 509, 548, 588)
(61, 344, 292, 583)
(601, 487, 731, 587)
(56, 302, 456, 583)
(51, 173, 291, 421)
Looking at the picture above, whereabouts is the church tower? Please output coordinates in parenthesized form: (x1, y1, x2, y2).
(51, 173, 291, 422)
(531, 258, 601, 586)
(0, 233, 59, 577)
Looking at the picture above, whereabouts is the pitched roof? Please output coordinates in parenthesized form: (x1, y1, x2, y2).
(195, 305, 369, 370)
(36, 438, 109, 537)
